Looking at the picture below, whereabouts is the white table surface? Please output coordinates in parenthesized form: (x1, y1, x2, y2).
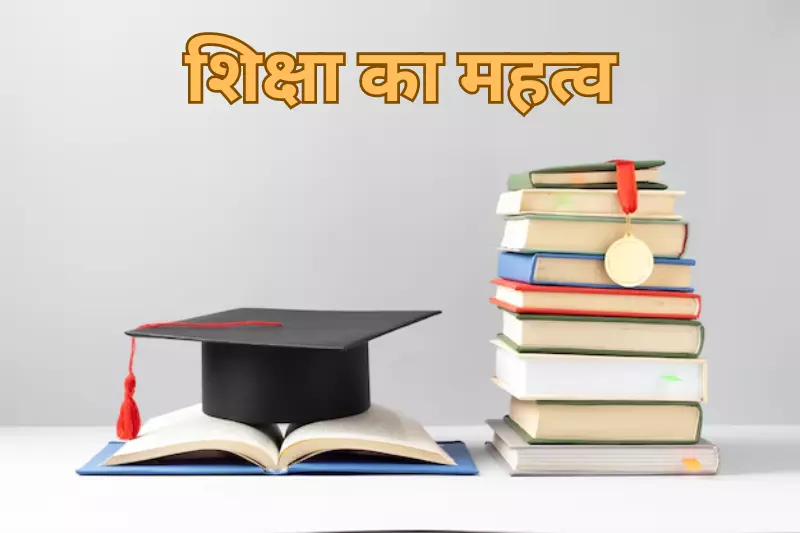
(1, 424, 799, 533)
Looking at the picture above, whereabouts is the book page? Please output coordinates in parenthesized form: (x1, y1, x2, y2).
(278, 404, 455, 468)
(104, 404, 281, 469)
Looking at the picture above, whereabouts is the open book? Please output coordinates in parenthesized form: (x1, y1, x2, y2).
(102, 404, 457, 472)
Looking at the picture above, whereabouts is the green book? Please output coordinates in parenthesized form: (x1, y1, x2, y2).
(504, 399, 703, 445)
(532, 161, 666, 174)
(496, 312, 705, 358)
(510, 181, 669, 190)
(508, 160, 667, 191)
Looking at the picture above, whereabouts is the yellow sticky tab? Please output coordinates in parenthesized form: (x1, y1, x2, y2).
(682, 458, 702, 471)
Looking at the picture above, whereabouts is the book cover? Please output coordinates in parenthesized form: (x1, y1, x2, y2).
(530, 160, 666, 174)
(497, 251, 695, 292)
(503, 399, 703, 445)
(508, 160, 666, 190)
(490, 278, 702, 319)
(497, 311, 705, 358)
(507, 181, 669, 190)
(490, 351, 708, 403)
(496, 188, 684, 218)
(501, 214, 689, 258)
(504, 213, 684, 223)
(496, 332, 702, 359)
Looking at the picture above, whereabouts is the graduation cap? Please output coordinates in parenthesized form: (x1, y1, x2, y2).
(116, 307, 440, 440)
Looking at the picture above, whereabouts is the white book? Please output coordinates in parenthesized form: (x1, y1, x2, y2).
(491, 337, 707, 402)
(486, 419, 719, 476)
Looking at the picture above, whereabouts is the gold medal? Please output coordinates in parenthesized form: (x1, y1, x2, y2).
(604, 214, 654, 287)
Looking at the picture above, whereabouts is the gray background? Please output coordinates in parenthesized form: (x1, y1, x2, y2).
(2, 0, 798, 426)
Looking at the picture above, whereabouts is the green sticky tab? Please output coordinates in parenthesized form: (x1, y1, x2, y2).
(661, 375, 682, 382)
(554, 193, 572, 208)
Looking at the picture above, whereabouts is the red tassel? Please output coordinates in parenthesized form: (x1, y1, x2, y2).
(115, 320, 282, 440)
(116, 338, 141, 440)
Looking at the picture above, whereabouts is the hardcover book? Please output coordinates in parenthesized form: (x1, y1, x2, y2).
(507, 160, 666, 190)
(497, 311, 705, 358)
(486, 419, 719, 476)
(490, 278, 701, 319)
(505, 399, 703, 444)
(491, 336, 707, 402)
(497, 251, 694, 292)
(496, 188, 684, 218)
(500, 214, 688, 257)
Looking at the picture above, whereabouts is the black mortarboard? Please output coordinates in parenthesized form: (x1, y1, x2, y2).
(115, 308, 440, 439)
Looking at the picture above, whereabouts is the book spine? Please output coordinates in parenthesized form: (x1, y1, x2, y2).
(507, 172, 533, 190)
(498, 252, 537, 283)
(695, 404, 704, 442)
(679, 223, 689, 257)
(696, 322, 705, 356)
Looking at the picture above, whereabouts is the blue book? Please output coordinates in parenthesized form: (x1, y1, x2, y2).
(498, 251, 695, 292)
(77, 441, 478, 476)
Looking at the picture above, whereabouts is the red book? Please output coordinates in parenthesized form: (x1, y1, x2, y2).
(490, 278, 701, 320)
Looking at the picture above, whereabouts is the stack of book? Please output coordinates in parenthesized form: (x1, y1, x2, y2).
(486, 161, 719, 476)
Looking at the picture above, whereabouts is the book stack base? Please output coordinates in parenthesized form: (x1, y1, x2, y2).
(486, 419, 719, 476)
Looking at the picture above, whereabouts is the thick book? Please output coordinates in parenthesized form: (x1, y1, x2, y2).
(497, 251, 694, 292)
(498, 310, 704, 358)
(508, 160, 666, 190)
(496, 189, 684, 218)
(76, 404, 478, 476)
(491, 336, 707, 402)
(490, 278, 701, 319)
(486, 419, 719, 476)
(500, 214, 688, 257)
(505, 399, 703, 444)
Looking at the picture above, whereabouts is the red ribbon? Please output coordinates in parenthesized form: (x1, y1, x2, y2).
(116, 320, 282, 440)
(609, 159, 638, 215)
